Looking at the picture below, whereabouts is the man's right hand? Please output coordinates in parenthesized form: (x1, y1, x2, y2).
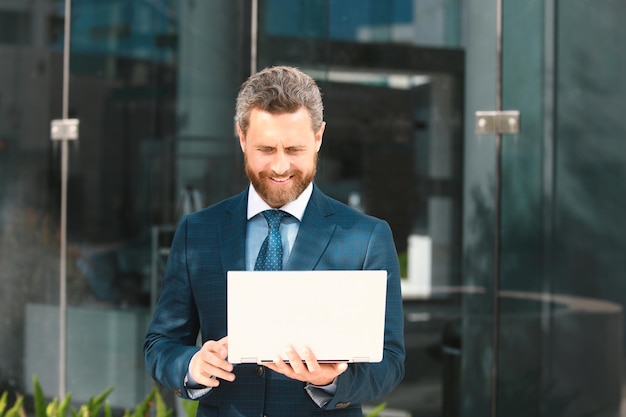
(189, 336, 236, 387)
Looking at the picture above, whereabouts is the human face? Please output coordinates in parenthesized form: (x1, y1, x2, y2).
(238, 107, 324, 208)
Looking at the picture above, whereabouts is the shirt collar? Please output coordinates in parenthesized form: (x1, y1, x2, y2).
(247, 182, 313, 221)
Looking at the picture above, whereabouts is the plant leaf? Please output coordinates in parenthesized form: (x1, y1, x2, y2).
(5, 395, 23, 417)
(131, 387, 155, 417)
(181, 399, 198, 417)
(33, 376, 48, 417)
(85, 387, 114, 417)
(0, 391, 9, 417)
(58, 394, 72, 417)
(103, 401, 112, 417)
(46, 398, 58, 417)
(154, 389, 173, 417)
(365, 402, 387, 417)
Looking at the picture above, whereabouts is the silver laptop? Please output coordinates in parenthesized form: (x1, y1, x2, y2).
(227, 270, 387, 364)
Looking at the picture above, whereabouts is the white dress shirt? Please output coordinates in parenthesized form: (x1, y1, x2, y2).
(245, 182, 312, 270)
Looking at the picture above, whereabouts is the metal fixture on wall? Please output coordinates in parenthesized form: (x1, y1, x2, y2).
(49, 0, 77, 400)
(475, 111, 520, 135)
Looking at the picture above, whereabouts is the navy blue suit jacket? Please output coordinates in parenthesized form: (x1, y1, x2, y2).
(144, 185, 405, 416)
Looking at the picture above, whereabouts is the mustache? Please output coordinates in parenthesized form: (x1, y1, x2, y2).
(258, 170, 293, 179)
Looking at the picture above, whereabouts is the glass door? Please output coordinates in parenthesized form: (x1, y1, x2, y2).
(39, 0, 251, 409)
(464, 0, 626, 416)
(461, 0, 502, 415)
(256, 1, 465, 416)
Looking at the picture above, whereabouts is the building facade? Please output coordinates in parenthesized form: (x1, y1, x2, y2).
(0, 1, 625, 416)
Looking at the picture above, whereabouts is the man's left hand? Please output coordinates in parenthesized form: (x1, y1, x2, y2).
(263, 346, 348, 386)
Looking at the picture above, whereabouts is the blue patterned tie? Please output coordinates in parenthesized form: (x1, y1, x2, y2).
(254, 210, 287, 271)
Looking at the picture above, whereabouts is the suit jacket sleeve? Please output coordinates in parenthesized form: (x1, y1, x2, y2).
(322, 219, 406, 409)
(144, 215, 202, 397)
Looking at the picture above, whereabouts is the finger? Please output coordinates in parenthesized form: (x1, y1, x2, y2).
(202, 340, 234, 372)
(265, 356, 294, 378)
(193, 341, 236, 384)
(198, 352, 233, 377)
(203, 339, 229, 360)
(284, 347, 307, 375)
(335, 362, 348, 374)
(216, 336, 229, 350)
(299, 347, 320, 374)
(190, 354, 218, 386)
(262, 359, 282, 374)
(201, 375, 220, 388)
(195, 364, 235, 386)
(208, 363, 236, 383)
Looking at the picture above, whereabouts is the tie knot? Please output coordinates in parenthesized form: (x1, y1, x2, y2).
(263, 210, 286, 229)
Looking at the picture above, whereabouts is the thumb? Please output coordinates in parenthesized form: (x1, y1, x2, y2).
(336, 363, 348, 373)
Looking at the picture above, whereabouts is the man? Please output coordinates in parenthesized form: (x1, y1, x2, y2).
(144, 66, 405, 416)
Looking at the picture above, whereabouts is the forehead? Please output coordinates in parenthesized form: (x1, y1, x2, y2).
(248, 106, 310, 123)
(246, 108, 315, 138)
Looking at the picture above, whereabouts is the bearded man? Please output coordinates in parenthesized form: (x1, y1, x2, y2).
(144, 66, 405, 417)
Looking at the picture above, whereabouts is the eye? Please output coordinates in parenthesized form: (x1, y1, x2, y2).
(286, 147, 305, 154)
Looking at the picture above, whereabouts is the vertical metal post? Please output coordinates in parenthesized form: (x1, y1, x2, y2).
(475, 5, 522, 417)
(151, 225, 159, 315)
(491, 0, 503, 416)
(250, 0, 258, 75)
(59, 0, 73, 400)
(540, 1, 557, 416)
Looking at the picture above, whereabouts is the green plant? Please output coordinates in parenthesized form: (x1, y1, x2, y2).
(2, 378, 389, 417)
(398, 251, 408, 279)
(364, 401, 387, 417)
(0, 390, 24, 417)
(30, 375, 113, 417)
(32, 376, 74, 417)
(0, 376, 174, 417)
(181, 399, 199, 417)
(121, 387, 173, 417)
(70, 386, 114, 417)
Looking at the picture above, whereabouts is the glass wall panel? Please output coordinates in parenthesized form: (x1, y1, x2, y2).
(460, 0, 498, 415)
(1, 0, 470, 415)
(258, 1, 465, 416)
(496, 1, 549, 415)
(0, 0, 249, 410)
(54, 0, 248, 408)
(546, 1, 625, 415)
(0, 0, 61, 400)
(264, 0, 462, 48)
(493, 0, 626, 416)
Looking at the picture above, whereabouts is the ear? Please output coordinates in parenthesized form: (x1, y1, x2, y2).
(315, 121, 325, 152)
(236, 123, 246, 153)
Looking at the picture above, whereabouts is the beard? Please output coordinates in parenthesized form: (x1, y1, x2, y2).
(245, 153, 317, 208)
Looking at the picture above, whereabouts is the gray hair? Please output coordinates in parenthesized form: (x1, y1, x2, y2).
(235, 66, 324, 135)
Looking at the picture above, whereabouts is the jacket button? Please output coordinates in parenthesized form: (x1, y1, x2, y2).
(173, 389, 183, 398)
(336, 402, 351, 409)
(256, 365, 264, 376)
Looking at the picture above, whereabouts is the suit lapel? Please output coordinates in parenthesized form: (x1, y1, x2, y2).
(285, 186, 336, 270)
(219, 189, 248, 272)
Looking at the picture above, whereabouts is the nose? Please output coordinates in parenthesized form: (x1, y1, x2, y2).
(270, 149, 290, 175)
